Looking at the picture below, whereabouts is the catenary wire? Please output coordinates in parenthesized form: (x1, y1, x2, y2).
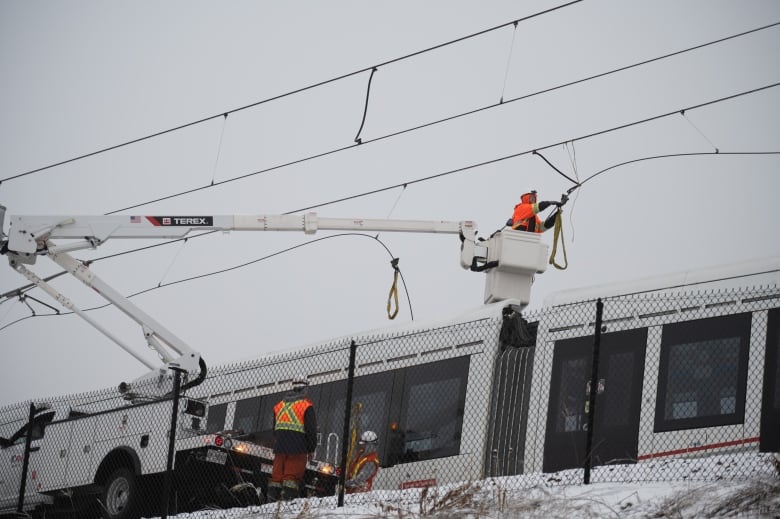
(102, 22, 780, 214)
(289, 83, 780, 211)
(0, 0, 583, 185)
(1, 83, 779, 310)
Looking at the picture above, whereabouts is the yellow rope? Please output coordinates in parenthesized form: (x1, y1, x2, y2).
(387, 261, 400, 319)
(549, 210, 568, 270)
(345, 402, 363, 479)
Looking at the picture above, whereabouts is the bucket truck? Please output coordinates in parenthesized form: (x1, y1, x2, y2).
(0, 205, 548, 518)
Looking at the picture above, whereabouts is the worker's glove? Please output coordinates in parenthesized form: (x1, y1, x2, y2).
(505, 217, 513, 227)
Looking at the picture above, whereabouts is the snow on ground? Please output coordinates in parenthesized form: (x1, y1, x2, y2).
(154, 452, 780, 518)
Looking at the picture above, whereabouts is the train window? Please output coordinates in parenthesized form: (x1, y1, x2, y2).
(760, 307, 780, 451)
(654, 312, 751, 432)
(205, 403, 227, 434)
(390, 356, 470, 463)
(314, 375, 393, 467)
(233, 396, 262, 436)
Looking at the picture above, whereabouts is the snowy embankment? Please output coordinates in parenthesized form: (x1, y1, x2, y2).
(158, 452, 780, 518)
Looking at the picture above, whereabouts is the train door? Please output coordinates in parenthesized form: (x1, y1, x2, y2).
(543, 327, 647, 473)
(760, 307, 780, 451)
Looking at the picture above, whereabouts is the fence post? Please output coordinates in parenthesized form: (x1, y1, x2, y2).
(162, 368, 184, 519)
(16, 402, 37, 514)
(584, 298, 604, 484)
(337, 340, 357, 508)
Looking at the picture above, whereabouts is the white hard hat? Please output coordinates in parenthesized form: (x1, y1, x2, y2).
(360, 430, 378, 444)
(291, 375, 309, 388)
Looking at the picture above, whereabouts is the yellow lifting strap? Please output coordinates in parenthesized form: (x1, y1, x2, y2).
(548, 210, 568, 270)
(386, 258, 400, 319)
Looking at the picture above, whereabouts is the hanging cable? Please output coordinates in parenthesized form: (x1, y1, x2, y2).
(532, 150, 579, 184)
(354, 67, 378, 144)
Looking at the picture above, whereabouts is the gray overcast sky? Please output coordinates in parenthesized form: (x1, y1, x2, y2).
(1, 1, 779, 406)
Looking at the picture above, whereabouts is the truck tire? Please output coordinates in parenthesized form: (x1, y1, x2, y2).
(100, 467, 139, 519)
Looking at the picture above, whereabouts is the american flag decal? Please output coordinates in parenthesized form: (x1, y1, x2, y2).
(130, 216, 141, 223)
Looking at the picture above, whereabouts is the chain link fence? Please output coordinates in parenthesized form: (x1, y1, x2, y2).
(1, 283, 778, 517)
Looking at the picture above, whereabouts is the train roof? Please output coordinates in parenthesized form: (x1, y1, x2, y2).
(542, 256, 780, 308)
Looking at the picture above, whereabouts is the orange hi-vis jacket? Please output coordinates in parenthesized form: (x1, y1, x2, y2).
(511, 201, 543, 233)
(347, 450, 380, 493)
(274, 398, 312, 434)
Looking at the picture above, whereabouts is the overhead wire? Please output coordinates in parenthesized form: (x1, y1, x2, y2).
(98, 21, 780, 214)
(0, 232, 415, 328)
(1, 24, 779, 324)
(0, 0, 584, 185)
(2, 84, 778, 317)
(288, 82, 780, 211)
(578, 151, 780, 188)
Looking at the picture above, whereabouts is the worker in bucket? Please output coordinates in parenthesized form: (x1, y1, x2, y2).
(345, 430, 381, 493)
(506, 190, 568, 233)
(267, 375, 317, 502)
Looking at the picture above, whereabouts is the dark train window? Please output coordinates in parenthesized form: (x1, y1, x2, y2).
(760, 307, 780, 451)
(654, 313, 751, 432)
(315, 374, 393, 466)
(389, 356, 470, 463)
(233, 396, 262, 436)
(205, 402, 227, 434)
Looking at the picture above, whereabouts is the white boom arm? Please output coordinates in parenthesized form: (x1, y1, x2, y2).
(1, 208, 548, 399)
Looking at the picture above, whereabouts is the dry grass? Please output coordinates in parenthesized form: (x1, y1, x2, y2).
(160, 476, 780, 519)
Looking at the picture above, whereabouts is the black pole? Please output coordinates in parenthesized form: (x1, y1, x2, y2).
(584, 298, 604, 485)
(337, 340, 357, 508)
(16, 402, 36, 514)
(162, 368, 184, 519)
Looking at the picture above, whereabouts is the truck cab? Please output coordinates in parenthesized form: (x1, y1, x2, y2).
(0, 406, 57, 513)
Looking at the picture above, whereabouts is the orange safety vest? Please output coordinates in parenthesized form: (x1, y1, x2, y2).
(347, 451, 379, 493)
(273, 398, 312, 434)
(511, 202, 543, 233)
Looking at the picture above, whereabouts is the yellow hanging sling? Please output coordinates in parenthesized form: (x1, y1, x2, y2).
(548, 210, 568, 270)
(386, 258, 400, 319)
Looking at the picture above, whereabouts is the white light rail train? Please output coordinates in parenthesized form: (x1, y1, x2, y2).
(192, 256, 780, 490)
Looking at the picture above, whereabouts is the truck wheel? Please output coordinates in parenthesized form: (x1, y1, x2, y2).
(100, 467, 139, 519)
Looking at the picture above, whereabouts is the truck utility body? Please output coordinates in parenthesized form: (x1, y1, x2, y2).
(0, 205, 548, 518)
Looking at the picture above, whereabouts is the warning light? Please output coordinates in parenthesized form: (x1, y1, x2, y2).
(214, 435, 224, 447)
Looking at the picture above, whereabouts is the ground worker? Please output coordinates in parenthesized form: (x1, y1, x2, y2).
(267, 376, 317, 502)
(507, 190, 568, 233)
(345, 430, 381, 494)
